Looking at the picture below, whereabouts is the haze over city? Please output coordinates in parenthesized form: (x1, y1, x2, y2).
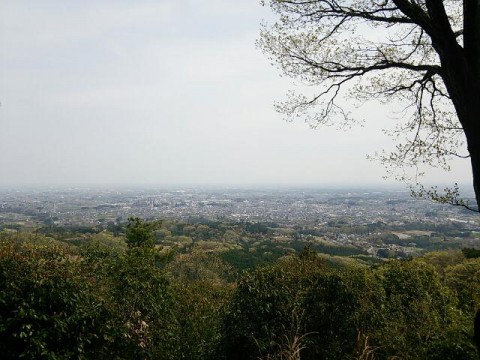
(0, 0, 472, 188)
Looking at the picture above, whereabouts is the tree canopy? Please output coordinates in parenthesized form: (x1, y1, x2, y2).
(259, 0, 480, 209)
(2, 223, 480, 358)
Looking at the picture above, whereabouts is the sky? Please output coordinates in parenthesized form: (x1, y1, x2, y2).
(0, 0, 474, 188)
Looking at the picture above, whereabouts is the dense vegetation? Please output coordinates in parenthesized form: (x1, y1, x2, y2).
(1, 218, 479, 359)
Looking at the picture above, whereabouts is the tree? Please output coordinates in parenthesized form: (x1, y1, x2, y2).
(126, 217, 154, 248)
(221, 252, 476, 359)
(0, 240, 109, 359)
(259, 0, 480, 210)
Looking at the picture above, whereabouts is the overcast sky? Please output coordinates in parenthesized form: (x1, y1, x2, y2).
(0, 0, 473, 188)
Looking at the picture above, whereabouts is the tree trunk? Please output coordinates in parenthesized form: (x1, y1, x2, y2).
(439, 2, 480, 351)
(436, 33, 480, 209)
(463, 0, 480, 209)
(468, 140, 480, 209)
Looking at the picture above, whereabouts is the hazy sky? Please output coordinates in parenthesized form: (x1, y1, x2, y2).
(0, 0, 473, 188)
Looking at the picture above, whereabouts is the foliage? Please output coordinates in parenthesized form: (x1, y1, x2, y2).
(0, 234, 176, 359)
(166, 251, 235, 359)
(0, 240, 106, 359)
(102, 246, 176, 359)
(220, 241, 290, 270)
(371, 260, 470, 358)
(1, 220, 480, 359)
(445, 259, 480, 313)
(221, 251, 477, 359)
(221, 251, 374, 359)
(463, 247, 480, 259)
(125, 217, 155, 248)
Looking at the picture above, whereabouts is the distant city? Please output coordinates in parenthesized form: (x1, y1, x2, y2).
(1, 185, 480, 262)
(1, 186, 478, 228)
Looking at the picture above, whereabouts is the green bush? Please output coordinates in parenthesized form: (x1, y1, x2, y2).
(371, 260, 476, 359)
(0, 235, 177, 359)
(220, 253, 477, 360)
(1, 223, 479, 360)
(0, 240, 106, 359)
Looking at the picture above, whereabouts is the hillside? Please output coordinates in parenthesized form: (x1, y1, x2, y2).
(0, 218, 479, 359)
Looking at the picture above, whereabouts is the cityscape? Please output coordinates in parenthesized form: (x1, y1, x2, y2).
(1, 186, 479, 260)
(1, 186, 478, 226)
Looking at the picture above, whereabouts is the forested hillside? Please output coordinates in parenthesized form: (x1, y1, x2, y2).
(1, 218, 479, 359)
